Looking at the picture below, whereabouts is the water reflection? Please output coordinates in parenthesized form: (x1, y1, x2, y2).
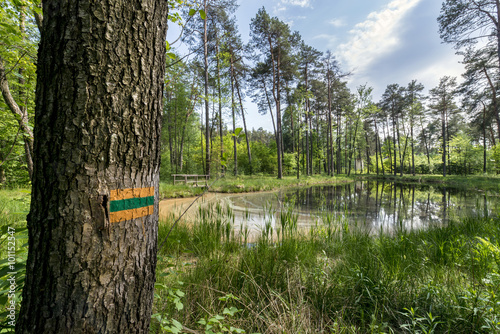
(227, 181, 499, 233)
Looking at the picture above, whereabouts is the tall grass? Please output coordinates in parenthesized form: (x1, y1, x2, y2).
(0, 189, 30, 333)
(153, 205, 500, 333)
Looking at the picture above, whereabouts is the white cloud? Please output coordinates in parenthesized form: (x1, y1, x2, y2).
(412, 57, 464, 91)
(327, 18, 346, 27)
(274, 0, 312, 13)
(336, 0, 423, 74)
(280, 0, 312, 7)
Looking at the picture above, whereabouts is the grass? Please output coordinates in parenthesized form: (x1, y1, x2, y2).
(0, 189, 30, 333)
(0, 188, 30, 259)
(1, 182, 500, 333)
(160, 174, 353, 199)
(153, 203, 500, 333)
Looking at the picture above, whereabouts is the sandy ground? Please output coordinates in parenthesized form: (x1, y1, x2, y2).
(158, 193, 233, 221)
(159, 191, 318, 232)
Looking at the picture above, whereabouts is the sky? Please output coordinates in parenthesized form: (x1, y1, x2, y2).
(169, 0, 465, 132)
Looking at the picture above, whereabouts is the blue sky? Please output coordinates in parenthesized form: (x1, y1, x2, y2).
(169, 0, 465, 132)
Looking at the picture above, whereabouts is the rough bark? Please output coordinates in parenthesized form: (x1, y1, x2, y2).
(17, 1, 168, 333)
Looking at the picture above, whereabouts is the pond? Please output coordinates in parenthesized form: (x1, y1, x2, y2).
(223, 180, 500, 233)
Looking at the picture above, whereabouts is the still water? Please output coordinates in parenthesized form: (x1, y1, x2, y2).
(225, 181, 500, 233)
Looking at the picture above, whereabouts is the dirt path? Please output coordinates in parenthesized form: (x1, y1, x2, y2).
(158, 193, 233, 221)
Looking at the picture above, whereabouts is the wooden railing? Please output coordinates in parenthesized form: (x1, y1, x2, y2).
(172, 174, 209, 187)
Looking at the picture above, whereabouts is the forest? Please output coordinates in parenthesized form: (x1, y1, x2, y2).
(2, 0, 500, 186)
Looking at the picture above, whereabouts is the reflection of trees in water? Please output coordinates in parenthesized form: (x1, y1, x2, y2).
(280, 181, 495, 230)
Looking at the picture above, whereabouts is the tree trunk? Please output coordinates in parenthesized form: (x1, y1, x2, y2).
(216, 39, 224, 175)
(419, 116, 431, 168)
(442, 107, 447, 177)
(262, 79, 277, 136)
(276, 52, 283, 178)
(483, 102, 487, 173)
(336, 107, 341, 174)
(327, 75, 333, 176)
(392, 112, 397, 176)
(17, 1, 168, 333)
(411, 116, 415, 176)
(234, 71, 252, 173)
(203, 0, 211, 178)
(366, 132, 370, 175)
(373, 118, 380, 175)
(230, 57, 237, 176)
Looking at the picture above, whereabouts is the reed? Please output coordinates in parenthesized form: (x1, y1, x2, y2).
(153, 205, 500, 333)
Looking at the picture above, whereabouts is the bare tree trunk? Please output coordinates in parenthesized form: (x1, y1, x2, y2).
(336, 107, 342, 174)
(18, 1, 168, 333)
(230, 57, 237, 176)
(216, 39, 224, 174)
(442, 104, 447, 177)
(411, 116, 415, 176)
(482, 102, 487, 173)
(234, 71, 252, 173)
(203, 0, 211, 178)
(276, 53, 283, 178)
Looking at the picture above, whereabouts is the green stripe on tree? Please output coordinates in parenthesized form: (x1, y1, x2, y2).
(109, 196, 154, 213)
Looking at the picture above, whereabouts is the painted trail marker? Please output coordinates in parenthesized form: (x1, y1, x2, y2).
(109, 187, 154, 223)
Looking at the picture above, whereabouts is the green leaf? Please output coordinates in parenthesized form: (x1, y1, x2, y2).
(223, 306, 240, 316)
(233, 128, 244, 138)
(174, 300, 184, 311)
(188, 8, 196, 16)
(199, 9, 206, 20)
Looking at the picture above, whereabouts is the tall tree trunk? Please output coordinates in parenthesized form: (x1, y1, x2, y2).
(230, 57, 237, 176)
(266, 33, 282, 178)
(316, 112, 320, 174)
(286, 85, 295, 153)
(327, 77, 333, 176)
(411, 120, 415, 175)
(262, 79, 277, 136)
(482, 102, 487, 173)
(373, 118, 380, 175)
(419, 116, 431, 167)
(392, 112, 397, 176)
(216, 39, 224, 175)
(276, 52, 283, 178)
(203, 0, 211, 178)
(366, 132, 370, 175)
(296, 106, 301, 180)
(383, 119, 392, 174)
(234, 71, 252, 173)
(442, 105, 447, 177)
(18, 1, 168, 333)
(304, 66, 310, 176)
(336, 107, 341, 174)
